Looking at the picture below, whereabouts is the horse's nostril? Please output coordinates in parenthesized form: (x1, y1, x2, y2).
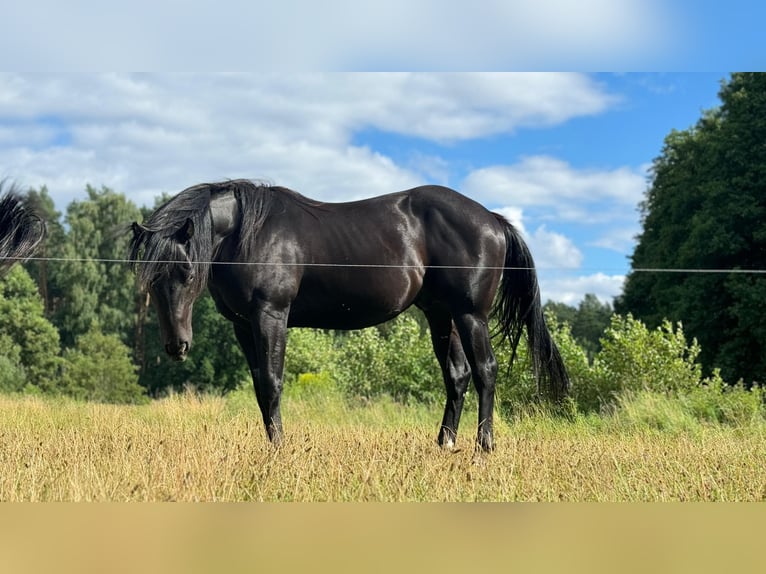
(165, 341, 189, 357)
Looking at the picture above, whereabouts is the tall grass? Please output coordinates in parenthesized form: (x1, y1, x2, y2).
(1, 390, 765, 501)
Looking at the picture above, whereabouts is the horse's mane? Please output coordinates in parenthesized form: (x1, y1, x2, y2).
(234, 180, 324, 261)
(0, 182, 46, 275)
(129, 179, 316, 295)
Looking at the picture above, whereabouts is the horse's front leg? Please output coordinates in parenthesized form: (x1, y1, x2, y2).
(251, 302, 290, 445)
(232, 321, 264, 423)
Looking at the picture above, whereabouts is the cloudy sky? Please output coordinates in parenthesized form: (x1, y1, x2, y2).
(0, 3, 755, 305)
(0, 72, 730, 304)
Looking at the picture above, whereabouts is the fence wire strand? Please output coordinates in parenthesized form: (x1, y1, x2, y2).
(3, 254, 766, 274)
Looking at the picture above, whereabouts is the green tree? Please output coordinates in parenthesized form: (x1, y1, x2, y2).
(0, 334, 26, 392)
(52, 185, 142, 348)
(571, 294, 612, 359)
(618, 73, 766, 385)
(0, 266, 61, 392)
(22, 185, 66, 317)
(543, 300, 577, 328)
(60, 325, 148, 404)
(544, 293, 612, 360)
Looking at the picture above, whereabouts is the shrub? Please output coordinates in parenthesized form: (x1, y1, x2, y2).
(493, 312, 762, 428)
(290, 372, 339, 399)
(0, 335, 26, 393)
(594, 314, 706, 397)
(681, 376, 763, 426)
(0, 266, 61, 391)
(335, 314, 441, 404)
(573, 314, 763, 425)
(284, 328, 340, 386)
(60, 326, 148, 404)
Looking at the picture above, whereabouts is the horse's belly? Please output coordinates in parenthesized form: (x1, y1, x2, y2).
(287, 294, 406, 330)
(288, 270, 421, 330)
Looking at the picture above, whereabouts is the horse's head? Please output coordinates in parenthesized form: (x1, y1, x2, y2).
(131, 218, 200, 362)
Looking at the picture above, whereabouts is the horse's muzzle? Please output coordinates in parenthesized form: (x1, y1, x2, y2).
(165, 341, 189, 362)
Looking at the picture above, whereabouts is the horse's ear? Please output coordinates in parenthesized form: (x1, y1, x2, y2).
(176, 218, 195, 243)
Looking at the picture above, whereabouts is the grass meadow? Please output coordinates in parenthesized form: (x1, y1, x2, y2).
(2, 388, 765, 502)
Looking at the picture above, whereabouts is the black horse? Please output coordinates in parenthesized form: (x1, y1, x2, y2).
(0, 182, 46, 277)
(129, 180, 568, 451)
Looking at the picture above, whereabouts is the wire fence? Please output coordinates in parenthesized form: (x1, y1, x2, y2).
(3, 254, 766, 274)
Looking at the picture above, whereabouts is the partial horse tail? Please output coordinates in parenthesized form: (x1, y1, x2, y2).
(491, 213, 569, 402)
(0, 183, 46, 275)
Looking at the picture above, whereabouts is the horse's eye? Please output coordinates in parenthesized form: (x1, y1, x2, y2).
(181, 261, 194, 285)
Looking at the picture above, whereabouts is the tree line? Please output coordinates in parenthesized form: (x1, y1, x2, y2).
(2, 72, 764, 404)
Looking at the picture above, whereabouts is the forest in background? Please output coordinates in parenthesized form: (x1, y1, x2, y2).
(1, 73, 765, 422)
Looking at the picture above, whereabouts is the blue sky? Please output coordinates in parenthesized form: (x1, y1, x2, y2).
(0, 73, 733, 305)
(0, 3, 760, 305)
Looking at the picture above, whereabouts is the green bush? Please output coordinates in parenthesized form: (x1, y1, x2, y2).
(0, 266, 61, 392)
(567, 314, 764, 425)
(289, 372, 339, 399)
(60, 326, 148, 404)
(335, 314, 441, 404)
(681, 377, 763, 426)
(284, 328, 340, 386)
(594, 315, 706, 396)
(491, 311, 764, 428)
(0, 335, 26, 393)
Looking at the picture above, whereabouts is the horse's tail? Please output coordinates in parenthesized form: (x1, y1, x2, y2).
(491, 213, 569, 402)
(0, 182, 46, 275)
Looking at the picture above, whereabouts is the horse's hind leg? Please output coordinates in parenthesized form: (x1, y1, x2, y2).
(453, 312, 498, 452)
(422, 306, 471, 449)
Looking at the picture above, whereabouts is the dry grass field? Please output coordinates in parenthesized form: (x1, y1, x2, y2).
(1, 391, 765, 502)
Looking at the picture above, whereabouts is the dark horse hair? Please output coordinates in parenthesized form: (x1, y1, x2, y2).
(130, 179, 316, 297)
(492, 213, 568, 402)
(0, 181, 46, 276)
(130, 181, 218, 297)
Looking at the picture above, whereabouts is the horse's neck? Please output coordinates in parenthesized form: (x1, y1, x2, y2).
(209, 191, 240, 256)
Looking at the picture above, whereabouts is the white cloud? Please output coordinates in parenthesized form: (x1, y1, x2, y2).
(529, 226, 584, 270)
(461, 156, 648, 242)
(463, 155, 648, 223)
(494, 206, 526, 235)
(494, 207, 583, 270)
(539, 273, 625, 305)
(0, 73, 618, 208)
(589, 226, 642, 253)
